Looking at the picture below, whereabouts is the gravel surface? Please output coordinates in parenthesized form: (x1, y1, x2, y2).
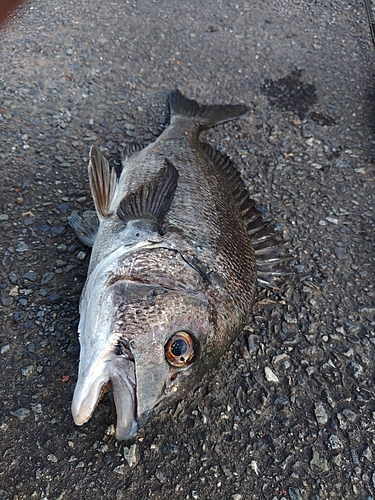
(1, 1, 375, 499)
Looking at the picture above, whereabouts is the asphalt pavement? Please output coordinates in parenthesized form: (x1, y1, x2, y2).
(0, 1, 375, 499)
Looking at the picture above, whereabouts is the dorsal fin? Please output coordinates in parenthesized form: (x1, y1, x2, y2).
(123, 142, 144, 159)
(68, 210, 99, 247)
(202, 143, 290, 289)
(89, 145, 117, 219)
(117, 158, 179, 227)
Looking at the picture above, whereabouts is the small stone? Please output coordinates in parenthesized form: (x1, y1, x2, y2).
(314, 402, 328, 425)
(41, 272, 54, 284)
(10, 408, 30, 420)
(284, 313, 297, 324)
(342, 408, 357, 422)
(327, 434, 343, 450)
(9, 286, 19, 297)
(265, 366, 279, 383)
(23, 270, 38, 282)
(155, 469, 166, 482)
(8, 271, 17, 283)
(113, 464, 125, 475)
(21, 365, 34, 377)
(47, 454, 58, 463)
(363, 447, 372, 461)
(326, 217, 338, 224)
(49, 293, 61, 304)
(250, 460, 259, 475)
(334, 247, 347, 259)
(123, 444, 138, 468)
(0, 214, 9, 221)
(232, 495, 243, 500)
(77, 251, 86, 260)
(1, 344, 10, 354)
(274, 396, 287, 405)
(272, 353, 290, 364)
(2, 297, 13, 306)
(51, 226, 65, 237)
(13, 311, 25, 322)
(221, 464, 232, 478)
(348, 362, 363, 379)
(288, 488, 303, 500)
(344, 322, 360, 334)
(310, 447, 329, 471)
(16, 241, 29, 252)
(66, 48, 73, 55)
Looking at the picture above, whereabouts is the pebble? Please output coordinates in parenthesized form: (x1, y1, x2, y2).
(363, 447, 372, 461)
(310, 448, 329, 472)
(272, 353, 290, 364)
(8, 271, 17, 283)
(23, 270, 38, 281)
(326, 216, 338, 224)
(16, 241, 29, 253)
(77, 251, 86, 260)
(13, 311, 25, 322)
(10, 408, 30, 420)
(41, 272, 54, 284)
(0, 214, 9, 221)
(327, 434, 343, 450)
(123, 444, 138, 467)
(114, 465, 125, 475)
(264, 366, 279, 383)
(334, 247, 347, 259)
(9, 286, 19, 297)
(314, 402, 328, 425)
(342, 408, 357, 422)
(0, 344, 10, 354)
(21, 365, 34, 377)
(288, 488, 303, 500)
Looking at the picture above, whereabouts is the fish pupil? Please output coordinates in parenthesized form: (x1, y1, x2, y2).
(171, 339, 187, 357)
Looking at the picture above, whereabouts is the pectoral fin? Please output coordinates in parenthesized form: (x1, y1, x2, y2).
(68, 210, 99, 247)
(117, 158, 179, 227)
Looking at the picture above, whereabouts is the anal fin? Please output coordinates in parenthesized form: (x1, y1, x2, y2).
(117, 158, 179, 228)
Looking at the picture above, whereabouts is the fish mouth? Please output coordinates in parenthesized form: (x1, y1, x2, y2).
(72, 357, 138, 441)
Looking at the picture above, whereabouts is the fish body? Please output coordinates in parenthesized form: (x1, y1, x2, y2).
(69, 90, 284, 440)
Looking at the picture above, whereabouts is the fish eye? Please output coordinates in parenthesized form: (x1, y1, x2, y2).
(165, 331, 198, 368)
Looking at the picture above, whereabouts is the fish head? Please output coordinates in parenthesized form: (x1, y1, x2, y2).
(72, 276, 214, 440)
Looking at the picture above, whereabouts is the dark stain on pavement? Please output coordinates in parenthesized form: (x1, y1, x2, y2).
(263, 69, 317, 117)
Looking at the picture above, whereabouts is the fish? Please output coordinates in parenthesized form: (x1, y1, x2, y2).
(69, 90, 286, 440)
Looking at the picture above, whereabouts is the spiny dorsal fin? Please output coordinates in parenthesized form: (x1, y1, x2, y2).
(117, 158, 179, 226)
(169, 89, 249, 129)
(202, 142, 290, 289)
(123, 142, 144, 159)
(68, 210, 99, 247)
(89, 145, 117, 219)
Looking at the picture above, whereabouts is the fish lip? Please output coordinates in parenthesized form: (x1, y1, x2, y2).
(110, 363, 138, 440)
(71, 356, 138, 440)
(71, 371, 111, 426)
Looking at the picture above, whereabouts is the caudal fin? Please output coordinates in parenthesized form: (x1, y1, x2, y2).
(169, 89, 249, 129)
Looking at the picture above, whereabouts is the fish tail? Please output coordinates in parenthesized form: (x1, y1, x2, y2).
(169, 89, 249, 129)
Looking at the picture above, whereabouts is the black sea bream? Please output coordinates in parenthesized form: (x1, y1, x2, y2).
(69, 90, 285, 440)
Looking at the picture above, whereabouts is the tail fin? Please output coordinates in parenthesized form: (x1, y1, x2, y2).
(169, 89, 249, 129)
